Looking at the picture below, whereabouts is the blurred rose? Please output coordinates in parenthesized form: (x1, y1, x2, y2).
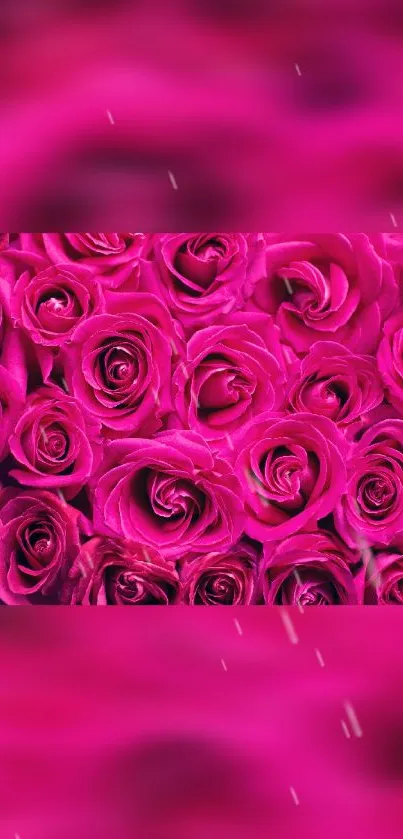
(172, 311, 286, 446)
(93, 430, 244, 559)
(9, 384, 101, 499)
(235, 412, 347, 541)
(336, 419, 403, 546)
(260, 531, 358, 605)
(180, 540, 260, 605)
(251, 234, 397, 354)
(0, 488, 80, 604)
(287, 340, 383, 429)
(62, 536, 180, 605)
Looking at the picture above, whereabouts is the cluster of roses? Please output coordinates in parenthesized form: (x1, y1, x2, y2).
(1, 232, 403, 605)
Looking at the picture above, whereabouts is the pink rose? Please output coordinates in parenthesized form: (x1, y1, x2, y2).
(336, 419, 403, 546)
(11, 262, 104, 347)
(180, 540, 260, 605)
(377, 310, 403, 414)
(358, 544, 403, 605)
(0, 488, 80, 604)
(64, 293, 176, 435)
(19, 233, 145, 289)
(0, 363, 25, 461)
(235, 412, 347, 541)
(260, 531, 358, 605)
(62, 536, 180, 605)
(287, 341, 383, 429)
(172, 312, 286, 446)
(251, 234, 397, 354)
(141, 233, 266, 331)
(9, 385, 101, 499)
(93, 430, 245, 559)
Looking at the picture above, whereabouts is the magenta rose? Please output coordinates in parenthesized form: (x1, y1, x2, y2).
(19, 233, 145, 289)
(0, 363, 25, 461)
(358, 544, 403, 605)
(9, 385, 101, 499)
(11, 262, 104, 348)
(374, 233, 403, 266)
(172, 312, 286, 445)
(287, 341, 383, 429)
(235, 412, 347, 542)
(93, 430, 245, 559)
(0, 489, 80, 604)
(180, 540, 260, 605)
(336, 419, 403, 547)
(377, 310, 403, 414)
(64, 294, 175, 435)
(62, 536, 180, 605)
(251, 234, 397, 354)
(141, 233, 265, 330)
(260, 531, 358, 605)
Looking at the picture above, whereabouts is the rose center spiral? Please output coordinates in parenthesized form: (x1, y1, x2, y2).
(359, 474, 397, 515)
(102, 345, 138, 388)
(40, 424, 69, 460)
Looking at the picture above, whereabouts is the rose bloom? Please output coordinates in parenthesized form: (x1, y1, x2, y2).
(374, 233, 403, 266)
(250, 234, 397, 354)
(11, 260, 104, 347)
(286, 526, 361, 568)
(0, 249, 22, 347)
(19, 233, 145, 289)
(259, 532, 358, 605)
(287, 341, 383, 429)
(0, 361, 25, 462)
(172, 312, 286, 446)
(9, 385, 101, 499)
(180, 541, 260, 605)
(0, 488, 80, 604)
(93, 430, 245, 560)
(358, 544, 403, 605)
(235, 412, 347, 542)
(64, 293, 175, 435)
(336, 419, 403, 546)
(141, 233, 266, 331)
(62, 537, 180, 605)
(377, 310, 403, 414)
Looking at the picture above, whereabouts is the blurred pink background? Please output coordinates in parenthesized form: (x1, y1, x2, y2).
(1, 0, 403, 228)
(0, 608, 402, 839)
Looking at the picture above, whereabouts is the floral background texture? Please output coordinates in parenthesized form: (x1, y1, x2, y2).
(1, 232, 403, 605)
